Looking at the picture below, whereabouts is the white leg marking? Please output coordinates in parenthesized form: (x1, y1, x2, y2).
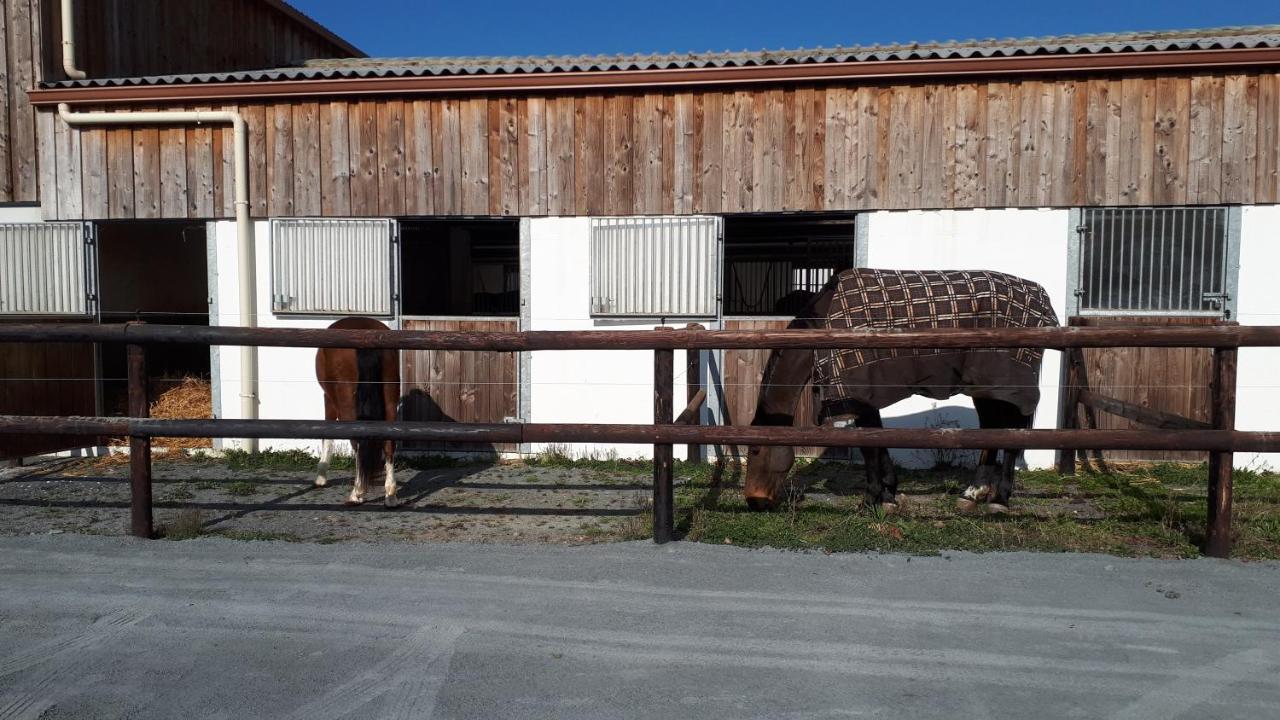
(347, 446, 367, 505)
(961, 484, 991, 502)
(384, 456, 401, 508)
(314, 439, 332, 487)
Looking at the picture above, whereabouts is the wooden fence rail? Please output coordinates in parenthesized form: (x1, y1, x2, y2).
(0, 322, 1272, 557)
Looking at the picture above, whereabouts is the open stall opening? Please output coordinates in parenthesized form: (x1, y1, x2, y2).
(722, 214, 858, 317)
(720, 213, 859, 459)
(400, 219, 520, 318)
(96, 221, 210, 418)
(398, 219, 521, 453)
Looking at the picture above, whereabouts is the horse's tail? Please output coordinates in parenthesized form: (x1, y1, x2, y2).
(355, 347, 386, 478)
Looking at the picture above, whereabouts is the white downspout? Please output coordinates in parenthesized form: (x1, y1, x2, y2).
(60, 0, 86, 79)
(57, 104, 260, 453)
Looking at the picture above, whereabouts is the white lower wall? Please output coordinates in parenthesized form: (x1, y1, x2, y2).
(211, 220, 368, 454)
(527, 217, 689, 460)
(1236, 205, 1280, 471)
(207, 207, 1277, 470)
(864, 208, 1071, 469)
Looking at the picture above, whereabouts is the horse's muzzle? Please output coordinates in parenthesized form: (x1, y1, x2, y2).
(745, 496, 777, 512)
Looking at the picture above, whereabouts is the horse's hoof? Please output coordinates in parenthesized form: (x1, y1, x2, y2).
(956, 498, 978, 513)
(880, 502, 900, 516)
(313, 476, 327, 488)
(344, 495, 365, 506)
(987, 503, 1010, 515)
(384, 495, 403, 509)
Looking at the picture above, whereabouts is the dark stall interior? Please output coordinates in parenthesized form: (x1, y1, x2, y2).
(722, 214, 858, 316)
(400, 219, 520, 317)
(96, 222, 210, 416)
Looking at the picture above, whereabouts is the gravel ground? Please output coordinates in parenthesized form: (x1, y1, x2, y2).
(0, 454, 652, 543)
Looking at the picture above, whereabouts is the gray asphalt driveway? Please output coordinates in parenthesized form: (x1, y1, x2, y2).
(0, 536, 1277, 719)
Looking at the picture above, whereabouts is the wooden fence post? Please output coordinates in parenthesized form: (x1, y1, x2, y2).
(654, 341, 675, 544)
(1057, 348, 1081, 475)
(127, 334, 153, 539)
(685, 323, 704, 464)
(1206, 347, 1238, 558)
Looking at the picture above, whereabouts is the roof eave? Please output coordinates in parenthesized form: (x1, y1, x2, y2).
(28, 46, 1280, 106)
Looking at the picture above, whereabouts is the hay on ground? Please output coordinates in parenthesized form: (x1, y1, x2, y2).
(146, 377, 213, 449)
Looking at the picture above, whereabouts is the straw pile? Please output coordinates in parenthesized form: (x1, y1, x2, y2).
(148, 377, 213, 449)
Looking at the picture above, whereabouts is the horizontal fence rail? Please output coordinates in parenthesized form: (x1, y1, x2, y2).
(2, 416, 1279, 453)
(0, 321, 1265, 557)
(2, 322, 1280, 350)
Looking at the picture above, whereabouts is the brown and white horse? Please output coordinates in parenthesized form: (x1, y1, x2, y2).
(314, 316, 402, 508)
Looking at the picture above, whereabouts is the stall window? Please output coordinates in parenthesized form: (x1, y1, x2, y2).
(589, 216, 722, 317)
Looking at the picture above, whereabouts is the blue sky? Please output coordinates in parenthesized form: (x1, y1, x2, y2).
(292, 0, 1280, 59)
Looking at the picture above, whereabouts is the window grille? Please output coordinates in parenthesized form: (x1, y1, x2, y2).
(270, 218, 396, 316)
(0, 223, 96, 317)
(1074, 207, 1238, 317)
(589, 216, 721, 317)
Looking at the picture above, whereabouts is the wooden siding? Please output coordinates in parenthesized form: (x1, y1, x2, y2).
(1071, 317, 1218, 463)
(2, 0, 43, 203)
(0, 332, 98, 458)
(2, 0, 353, 204)
(38, 71, 1280, 220)
(1, 0, 355, 205)
(39, 0, 356, 82)
(400, 318, 518, 453)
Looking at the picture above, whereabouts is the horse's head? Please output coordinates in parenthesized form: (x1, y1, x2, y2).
(743, 444, 796, 511)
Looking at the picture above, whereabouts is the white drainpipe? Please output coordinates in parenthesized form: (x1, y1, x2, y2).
(59, 0, 86, 79)
(57, 104, 261, 453)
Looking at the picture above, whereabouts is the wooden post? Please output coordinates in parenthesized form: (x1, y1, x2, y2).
(127, 338, 153, 539)
(653, 342, 675, 544)
(1057, 348, 1081, 475)
(685, 323, 704, 463)
(1206, 347, 1238, 558)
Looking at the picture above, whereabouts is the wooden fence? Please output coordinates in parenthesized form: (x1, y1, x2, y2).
(3, 321, 1280, 557)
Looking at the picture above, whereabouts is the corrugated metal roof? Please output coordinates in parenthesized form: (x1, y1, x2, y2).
(41, 25, 1280, 88)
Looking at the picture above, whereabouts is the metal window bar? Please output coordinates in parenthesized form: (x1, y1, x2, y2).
(1079, 207, 1229, 316)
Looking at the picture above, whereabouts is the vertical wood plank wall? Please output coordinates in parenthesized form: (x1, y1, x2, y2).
(399, 318, 518, 453)
(35, 71, 1280, 219)
(1072, 316, 1219, 462)
(0, 333, 98, 458)
(1, 0, 356, 205)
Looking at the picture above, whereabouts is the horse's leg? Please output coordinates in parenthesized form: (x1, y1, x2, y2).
(382, 440, 400, 508)
(381, 355, 402, 508)
(959, 399, 1004, 512)
(989, 409, 1033, 514)
(854, 406, 898, 512)
(314, 438, 333, 487)
(958, 448, 999, 513)
(347, 440, 367, 505)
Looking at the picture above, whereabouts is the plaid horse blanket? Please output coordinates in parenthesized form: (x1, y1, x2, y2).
(813, 269, 1059, 417)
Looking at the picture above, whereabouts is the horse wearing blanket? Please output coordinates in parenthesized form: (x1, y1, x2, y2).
(743, 269, 1058, 514)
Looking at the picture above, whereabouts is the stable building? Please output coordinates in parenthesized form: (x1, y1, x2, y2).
(3, 6, 1280, 469)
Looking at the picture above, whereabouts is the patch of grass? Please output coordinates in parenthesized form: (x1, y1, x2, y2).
(225, 480, 258, 496)
(672, 462, 1279, 560)
(224, 448, 329, 472)
(160, 507, 206, 540)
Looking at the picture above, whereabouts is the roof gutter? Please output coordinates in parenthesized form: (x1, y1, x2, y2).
(28, 47, 1280, 106)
